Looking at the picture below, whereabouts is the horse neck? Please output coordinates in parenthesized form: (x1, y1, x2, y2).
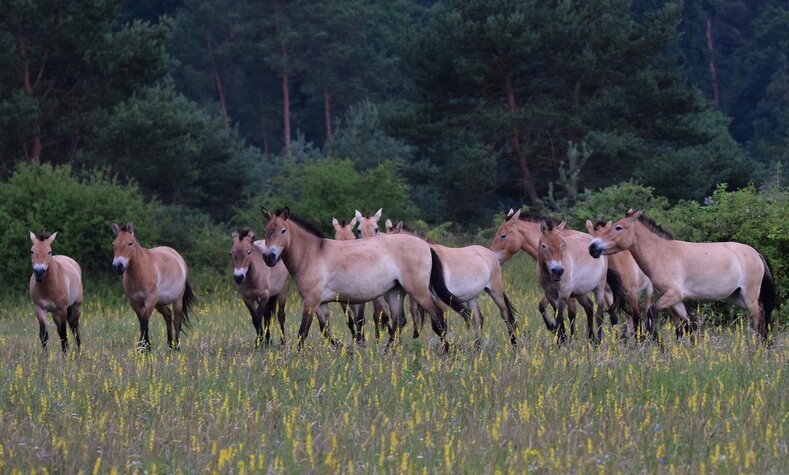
(627, 221, 670, 278)
(280, 223, 322, 277)
(516, 221, 540, 258)
(36, 257, 64, 289)
(125, 243, 154, 277)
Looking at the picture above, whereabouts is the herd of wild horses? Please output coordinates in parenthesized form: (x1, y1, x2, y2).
(28, 206, 778, 352)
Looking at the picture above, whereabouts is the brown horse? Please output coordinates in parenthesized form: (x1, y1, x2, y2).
(29, 231, 83, 352)
(490, 208, 605, 334)
(231, 229, 289, 346)
(112, 223, 195, 350)
(589, 210, 778, 341)
(331, 216, 373, 342)
(261, 207, 470, 350)
(538, 220, 622, 343)
(586, 220, 654, 339)
(386, 219, 519, 346)
(352, 210, 394, 339)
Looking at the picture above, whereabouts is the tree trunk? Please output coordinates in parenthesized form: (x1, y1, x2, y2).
(206, 36, 230, 128)
(324, 88, 332, 141)
(19, 38, 42, 163)
(282, 68, 291, 154)
(505, 75, 540, 207)
(706, 16, 720, 108)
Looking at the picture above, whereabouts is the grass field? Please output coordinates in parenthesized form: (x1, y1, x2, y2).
(0, 255, 786, 473)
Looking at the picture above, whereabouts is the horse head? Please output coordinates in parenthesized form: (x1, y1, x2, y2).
(30, 231, 57, 282)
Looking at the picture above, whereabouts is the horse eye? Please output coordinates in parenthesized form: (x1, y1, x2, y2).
(615, 225, 623, 232)
(128, 241, 133, 246)
(30, 250, 34, 255)
(280, 228, 286, 234)
(48, 251, 52, 255)
(500, 234, 507, 239)
(540, 243, 547, 249)
(374, 227, 379, 233)
(247, 250, 252, 255)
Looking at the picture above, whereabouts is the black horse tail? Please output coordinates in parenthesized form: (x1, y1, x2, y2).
(429, 248, 472, 325)
(182, 280, 196, 331)
(606, 268, 625, 316)
(759, 253, 778, 331)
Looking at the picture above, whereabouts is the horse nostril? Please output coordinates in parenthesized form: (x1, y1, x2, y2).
(234, 274, 245, 284)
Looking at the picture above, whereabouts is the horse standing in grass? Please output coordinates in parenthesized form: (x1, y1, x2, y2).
(29, 231, 83, 352)
(537, 220, 623, 343)
(586, 220, 654, 340)
(231, 229, 289, 346)
(331, 216, 370, 342)
(386, 219, 519, 346)
(261, 207, 470, 350)
(589, 210, 777, 342)
(490, 209, 607, 335)
(353, 209, 394, 340)
(112, 223, 195, 350)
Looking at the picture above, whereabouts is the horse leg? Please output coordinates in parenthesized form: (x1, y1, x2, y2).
(351, 303, 365, 344)
(409, 296, 423, 338)
(262, 296, 277, 345)
(469, 299, 483, 348)
(276, 292, 287, 345)
(172, 291, 188, 350)
(538, 296, 558, 332)
(35, 307, 48, 349)
(374, 297, 392, 339)
(384, 289, 406, 348)
(577, 295, 597, 343)
(668, 302, 699, 343)
(340, 302, 357, 342)
(646, 292, 683, 343)
(67, 302, 82, 350)
(555, 300, 567, 344)
(53, 309, 69, 353)
(156, 304, 175, 349)
(623, 293, 640, 341)
(604, 288, 618, 325)
(244, 299, 263, 347)
(315, 303, 339, 347)
(486, 288, 518, 346)
(133, 299, 155, 350)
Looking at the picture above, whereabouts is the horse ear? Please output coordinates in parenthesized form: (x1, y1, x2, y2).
(248, 230, 256, 241)
(47, 231, 58, 243)
(331, 218, 339, 228)
(385, 219, 393, 232)
(628, 210, 642, 221)
(126, 223, 134, 235)
(354, 210, 363, 220)
(510, 209, 522, 222)
(585, 220, 594, 233)
(374, 208, 383, 220)
(261, 207, 272, 221)
(506, 209, 514, 218)
(111, 223, 119, 236)
(539, 220, 548, 233)
(29, 231, 37, 243)
(556, 221, 566, 232)
(281, 207, 290, 220)
(231, 231, 240, 242)
(349, 217, 358, 227)
(395, 221, 404, 233)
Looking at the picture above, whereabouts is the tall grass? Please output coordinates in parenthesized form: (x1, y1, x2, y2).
(0, 254, 786, 473)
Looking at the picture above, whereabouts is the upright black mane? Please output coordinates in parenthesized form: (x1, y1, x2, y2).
(279, 211, 326, 239)
(626, 211, 673, 240)
(516, 210, 561, 228)
(236, 227, 255, 239)
(36, 231, 52, 241)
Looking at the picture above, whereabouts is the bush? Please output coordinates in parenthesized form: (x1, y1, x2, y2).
(569, 181, 670, 228)
(236, 158, 418, 234)
(0, 163, 232, 295)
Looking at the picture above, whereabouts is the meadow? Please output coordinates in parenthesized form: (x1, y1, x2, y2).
(0, 255, 786, 474)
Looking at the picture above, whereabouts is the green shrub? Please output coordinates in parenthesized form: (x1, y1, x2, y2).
(569, 181, 671, 228)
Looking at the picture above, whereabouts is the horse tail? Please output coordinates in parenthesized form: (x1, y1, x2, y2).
(429, 248, 472, 324)
(182, 280, 196, 331)
(606, 268, 625, 316)
(503, 291, 518, 317)
(758, 253, 778, 330)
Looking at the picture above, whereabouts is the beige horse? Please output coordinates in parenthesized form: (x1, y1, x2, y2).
(386, 219, 519, 346)
(490, 208, 600, 334)
(112, 223, 195, 350)
(538, 220, 622, 343)
(260, 207, 470, 350)
(331, 216, 373, 342)
(586, 220, 654, 339)
(29, 231, 83, 352)
(231, 229, 289, 346)
(589, 210, 777, 341)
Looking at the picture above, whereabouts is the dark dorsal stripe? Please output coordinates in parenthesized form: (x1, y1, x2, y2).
(283, 212, 326, 239)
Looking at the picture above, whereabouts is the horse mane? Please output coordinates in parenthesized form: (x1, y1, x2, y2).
(516, 210, 561, 228)
(35, 231, 52, 241)
(626, 211, 674, 240)
(236, 227, 255, 240)
(118, 223, 133, 233)
(394, 223, 427, 240)
(338, 219, 348, 227)
(541, 220, 558, 231)
(276, 209, 326, 239)
(593, 220, 607, 231)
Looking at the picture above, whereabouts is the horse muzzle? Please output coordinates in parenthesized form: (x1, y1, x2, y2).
(112, 262, 126, 275)
(233, 272, 246, 284)
(588, 242, 604, 259)
(550, 267, 564, 281)
(263, 252, 280, 267)
(33, 268, 46, 282)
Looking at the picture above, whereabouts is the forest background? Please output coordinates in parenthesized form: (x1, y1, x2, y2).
(0, 0, 787, 317)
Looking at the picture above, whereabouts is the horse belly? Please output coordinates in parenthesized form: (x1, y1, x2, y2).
(157, 279, 185, 305)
